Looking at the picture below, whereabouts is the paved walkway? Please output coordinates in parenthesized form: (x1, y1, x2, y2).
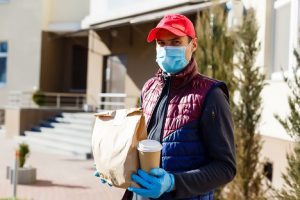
(0, 137, 125, 200)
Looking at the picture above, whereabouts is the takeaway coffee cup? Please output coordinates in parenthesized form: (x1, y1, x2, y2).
(137, 139, 163, 172)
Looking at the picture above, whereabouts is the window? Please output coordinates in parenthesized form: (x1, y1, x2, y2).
(263, 162, 273, 182)
(0, 42, 8, 86)
(0, 0, 10, 3)
(271, 0, 299, 79)
(272, 0, 291, 73)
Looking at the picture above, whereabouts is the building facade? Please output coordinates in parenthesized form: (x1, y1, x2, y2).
(0, 0, 89, 107)
(0, 0, 298, 191)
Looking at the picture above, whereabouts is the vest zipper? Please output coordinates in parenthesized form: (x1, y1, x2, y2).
(160, 76, 172, 142)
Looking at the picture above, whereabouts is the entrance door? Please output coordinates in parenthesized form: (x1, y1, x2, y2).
(71, 45, 87, 92)
(102, 54, 127, 109)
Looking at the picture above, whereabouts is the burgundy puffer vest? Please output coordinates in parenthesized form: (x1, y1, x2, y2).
(140, 59, 227, 200)
(142, 59, 227, 139)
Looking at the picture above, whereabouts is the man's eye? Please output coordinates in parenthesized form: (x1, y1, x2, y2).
(173, 41, 181, 45)
(157, 42, 165, 46)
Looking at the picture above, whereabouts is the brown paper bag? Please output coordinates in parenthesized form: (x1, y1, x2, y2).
(92, 108, 147, 189)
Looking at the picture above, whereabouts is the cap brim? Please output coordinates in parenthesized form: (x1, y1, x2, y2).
(147, 26, 187, 43)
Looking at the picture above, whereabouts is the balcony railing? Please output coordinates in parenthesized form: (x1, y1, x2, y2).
(98, 93, 139, 111)
(8, 91, 86, 110)
(8, 91, 139, 111)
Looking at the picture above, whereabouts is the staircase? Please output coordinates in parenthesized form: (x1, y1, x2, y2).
(17, 112, 94, 159)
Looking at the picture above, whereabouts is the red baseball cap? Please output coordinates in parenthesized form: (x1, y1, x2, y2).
(147, 14, 196, 43)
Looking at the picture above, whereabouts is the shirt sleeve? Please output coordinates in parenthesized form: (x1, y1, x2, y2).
(172, 87, 236, 199)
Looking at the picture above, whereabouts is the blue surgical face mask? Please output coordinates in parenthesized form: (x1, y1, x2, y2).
(156, 45, 189, 74)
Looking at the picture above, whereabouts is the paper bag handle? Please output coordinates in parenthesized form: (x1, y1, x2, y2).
(94, 108, 143, 118)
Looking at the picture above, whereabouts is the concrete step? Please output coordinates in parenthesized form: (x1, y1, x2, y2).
(21, 112, 96, 159)
(62, 112, 94, 120)
(25, 131, 91, 148)
(55, 117, 94, 126)
(40, 127, 92, 139)
(50, 122, 92, 132)
(16, 136, 91, 159)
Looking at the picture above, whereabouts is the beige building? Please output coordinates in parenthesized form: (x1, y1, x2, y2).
(0, 0, 298, 192)
(0, 0, 89, 105)
(0, 0, 90, 134)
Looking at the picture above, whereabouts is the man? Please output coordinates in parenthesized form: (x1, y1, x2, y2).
(127, 14, 236, 200)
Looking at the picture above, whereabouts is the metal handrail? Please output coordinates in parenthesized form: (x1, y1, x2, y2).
(8, 91, 86, 109)
(98, 93, 138, 110)
(43, 92, 86, 108)
(98, 93, 127, 98)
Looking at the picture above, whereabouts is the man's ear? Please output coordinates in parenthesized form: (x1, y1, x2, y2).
(192, 38, 198, 53)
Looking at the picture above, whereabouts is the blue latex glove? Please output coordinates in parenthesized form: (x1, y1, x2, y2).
(128, 168, 175, 198)
(93, 170, 112, 187)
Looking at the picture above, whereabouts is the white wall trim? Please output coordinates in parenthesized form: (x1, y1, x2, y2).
(47, 22, 81, 32)
(274, 0, 291, 9)
(271, 70, 289, 81)
(289, 0, 299, 71)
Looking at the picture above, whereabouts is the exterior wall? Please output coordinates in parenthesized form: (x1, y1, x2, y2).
(82, 0, 192, 27)
(252, 0, 299, 78)
(45, 0, 89, 32)
(40, 32, 65, 92)
(239, 2, 297, 190)
(0, 0, 44, 108)
(250, 0, 268, 75)
(261, 135, 295, 189)
(249, 0, 298, 141)
(0, 0, 90, 108)
(259, 80, 292, 141)
(5, 107, 62, 138)
(40, 32, 88, 92)
(86, 30, 110, 107)
(245, 1, 297, 190)
(50, 0, 89, 23)
(87, 22, 160, 108)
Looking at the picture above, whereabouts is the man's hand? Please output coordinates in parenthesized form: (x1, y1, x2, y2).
(128, 168, 175, 198)
(93, 170, 112, 187)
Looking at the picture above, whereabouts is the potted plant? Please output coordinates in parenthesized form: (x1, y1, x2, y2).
(17, 143, 36, 184)
(6, 143, 36, 184)
(32, 90, 46, 106)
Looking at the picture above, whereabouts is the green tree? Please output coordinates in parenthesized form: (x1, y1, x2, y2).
(195, 5, 236, 106)
(275, 49, 300, 200)
(223, 9, 269, 200)
(195, 5, 236, 199)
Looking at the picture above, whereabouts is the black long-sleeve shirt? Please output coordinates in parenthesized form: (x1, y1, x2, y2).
(172, 87, 236, 199)
(132, 77, 236, 200)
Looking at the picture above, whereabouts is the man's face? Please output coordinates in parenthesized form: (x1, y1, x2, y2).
(155, 29, 198, 62)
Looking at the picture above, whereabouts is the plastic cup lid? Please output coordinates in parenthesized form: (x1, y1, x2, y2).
(137, 139, 163, 152)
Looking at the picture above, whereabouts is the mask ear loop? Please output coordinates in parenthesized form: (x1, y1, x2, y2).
(186, 39, 194, 62)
